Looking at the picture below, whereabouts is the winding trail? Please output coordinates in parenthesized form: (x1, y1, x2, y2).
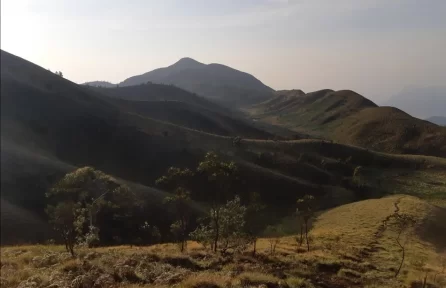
(357, 196, 404, 260)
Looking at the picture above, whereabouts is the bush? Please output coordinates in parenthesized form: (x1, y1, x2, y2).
(286, 277, 315, 288)
(316, 259, 342, 273)
(237, 272, 279, 287)
(337, 268, 362, 279)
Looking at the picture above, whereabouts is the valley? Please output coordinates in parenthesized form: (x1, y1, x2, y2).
(1, 49, 446, 288)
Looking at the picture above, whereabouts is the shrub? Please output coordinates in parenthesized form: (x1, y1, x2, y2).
(286, 276, 315, 288)
(316, 259, 342, 273)
(237, 272, 279, 287)
(338, 268, 362, 279)
(182, 272, 231, 288)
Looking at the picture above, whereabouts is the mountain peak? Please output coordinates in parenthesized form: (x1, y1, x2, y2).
(171, 57, 204, 69)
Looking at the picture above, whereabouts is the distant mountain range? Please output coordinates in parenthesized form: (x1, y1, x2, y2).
(426, 116, 446, 126)
(84, 81, 116, 88)
(383, 86, 446, 119)
(84, 57, 274, 108)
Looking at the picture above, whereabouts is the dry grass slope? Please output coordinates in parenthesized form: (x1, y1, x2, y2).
(2, 196, 445, 288)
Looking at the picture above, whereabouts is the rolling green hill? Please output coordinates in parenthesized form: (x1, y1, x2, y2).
(248, 89, 446, 157)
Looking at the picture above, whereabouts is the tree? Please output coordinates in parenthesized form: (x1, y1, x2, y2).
(393, 213, 417, 278)
(156, 167, 194, 252)
(45, 201, 80, 256)
(140, 222, 161, 245)
(245, 192, 266, 255)
(165, 187, 191, 252)
(46, 167, 134, 251)
(352, 166, 368, 191)
(196, 152, 237, 252)
(189, 222, 214, 250)
(55, 71, 63, 77)
(433, 253, 446, 286)
(232, 136, 242, 147)
(218, 196, 248, 254)
(190, 196, 248, 254)
(263, 225, 284, 255)
(296, 195, 316, 252)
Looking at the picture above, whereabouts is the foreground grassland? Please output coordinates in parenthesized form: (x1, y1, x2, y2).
(2, 196, 445, 288)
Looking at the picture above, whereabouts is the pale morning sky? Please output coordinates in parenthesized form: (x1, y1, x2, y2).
(1, 0, 445, 103)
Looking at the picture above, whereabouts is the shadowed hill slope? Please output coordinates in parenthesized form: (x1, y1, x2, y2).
(2, 50, 446, 245)
(116, 57, 274, 108)
(248, 89, 446, 157)
(89, 85, 271, 138)
(0, 50, 323, 243)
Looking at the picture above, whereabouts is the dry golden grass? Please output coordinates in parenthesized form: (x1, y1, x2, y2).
(180, 272, 232, 288)
(311, 195, 446, 287)
(2, 195, 445, 288)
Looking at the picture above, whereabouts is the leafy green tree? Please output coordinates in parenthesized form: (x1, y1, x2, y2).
(197, 152, 237, 252)
(189, 222, 214, 250)
(190, 196, 248, 253)
(46, 167, 134, 251)
(156, 167, 194, 252)
(165, 188, 191, 252)
(296, 194, 316, 252)
(45, 201, 80, 256)
(218, 195, 248, 253)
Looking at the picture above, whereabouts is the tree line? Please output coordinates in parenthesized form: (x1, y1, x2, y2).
(46, 152, 317, 256)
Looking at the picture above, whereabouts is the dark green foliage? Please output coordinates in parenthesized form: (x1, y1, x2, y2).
(157, 167, 194, 251)
(45, 201, 79, 255)
(196, 152, 237, 252)
(190, 196, 248, 253)
(45, 167, 139, 252)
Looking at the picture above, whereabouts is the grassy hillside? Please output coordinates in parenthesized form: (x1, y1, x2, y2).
(2, 196, 445, 288)
(248, 89, 446, 157)
(330, 107, 446, 157)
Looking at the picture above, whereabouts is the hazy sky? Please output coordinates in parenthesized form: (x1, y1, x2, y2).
(1, 0, 445, 103)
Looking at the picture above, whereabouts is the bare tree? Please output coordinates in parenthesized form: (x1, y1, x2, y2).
(264, 225, 284, 255)
(296, 195, 316, 252)
(393, 213, 417, 278)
